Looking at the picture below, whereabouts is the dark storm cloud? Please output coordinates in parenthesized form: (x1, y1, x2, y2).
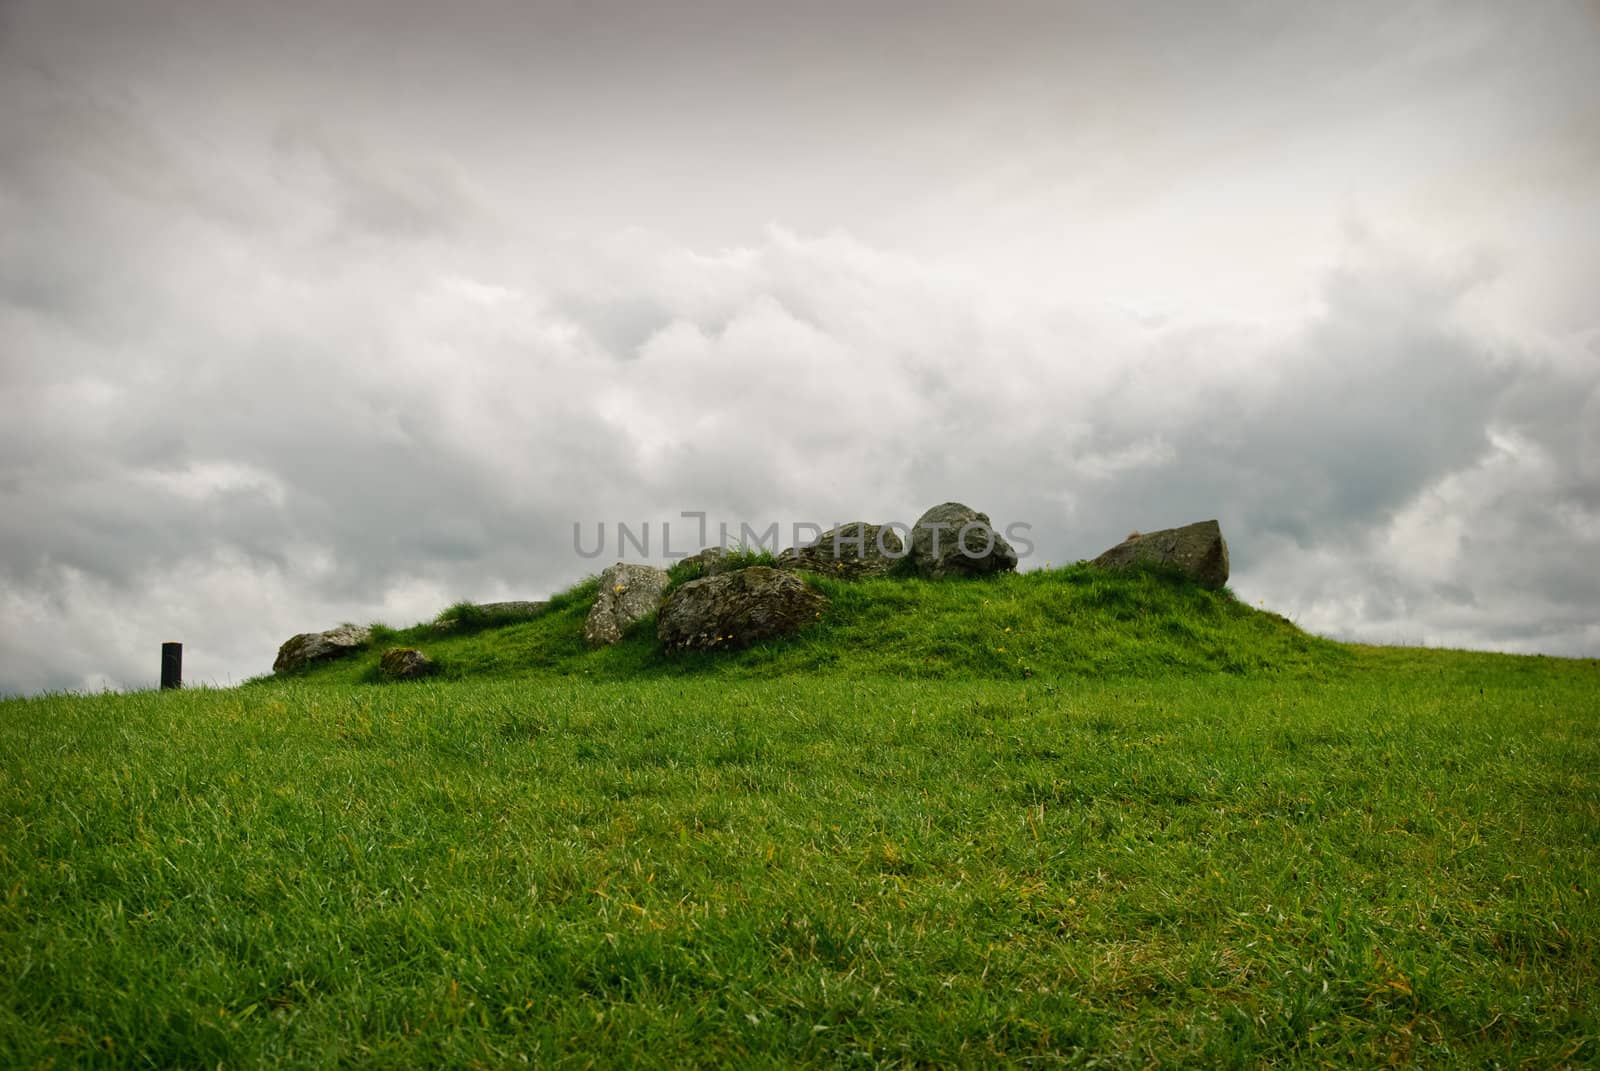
(1072, 254, 1514, 550)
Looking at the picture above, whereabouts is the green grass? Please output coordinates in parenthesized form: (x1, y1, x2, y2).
(271, 565, 1349, 688)
(2, 569, 1597, 1067)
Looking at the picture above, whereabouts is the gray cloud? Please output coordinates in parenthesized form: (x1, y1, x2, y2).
(1, 0, 1596, 693)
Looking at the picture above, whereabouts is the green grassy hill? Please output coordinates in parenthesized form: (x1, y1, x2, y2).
(278, 564, 1349, 687)
(4, 567, 1598, 1068)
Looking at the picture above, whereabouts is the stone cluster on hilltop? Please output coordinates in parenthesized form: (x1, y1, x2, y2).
(271, 505, 1229, 676)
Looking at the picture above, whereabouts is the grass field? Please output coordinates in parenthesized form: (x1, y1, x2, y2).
(2, 568, 1597, 1067)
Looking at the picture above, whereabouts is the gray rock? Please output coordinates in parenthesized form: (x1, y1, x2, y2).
(657, 566, 828, 652)
(273, 624, 371, 675)
(778, 521, 905, 579)
(379, 647, 436, 680)
(676, 546, 735, 576)
(475, 600, 548, 622)
(431, 600, 549, 632)
(584, 562, 671, 647)
(432, 598, 550, 630)
(1091, 519, 1230, 590)
(907, 502, 1018, 578)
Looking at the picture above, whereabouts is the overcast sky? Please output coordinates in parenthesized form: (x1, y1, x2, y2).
(2, 0, 1597, 694)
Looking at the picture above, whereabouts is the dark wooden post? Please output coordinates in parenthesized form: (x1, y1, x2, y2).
(160, 642, 182, 690)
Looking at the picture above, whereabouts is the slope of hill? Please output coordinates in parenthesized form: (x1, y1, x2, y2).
(269, 564, 1350, 687)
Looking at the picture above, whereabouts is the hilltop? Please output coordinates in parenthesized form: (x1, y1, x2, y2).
(264, 563, 1350, 688)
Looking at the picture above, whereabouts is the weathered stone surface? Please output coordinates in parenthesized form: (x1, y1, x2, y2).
(657, 566, 828, 652)
(432, 600, 549, 632)
(475, 600, 548, 622)
(1090, 519, 1230, 590)
(584, 562, 671, 647)
(676, 547, 734, 576)
(379, 647, 436, 680)
(778, 521, 906, 579)
(273, 625, 371, 675)
(907, 502, 1018, 578)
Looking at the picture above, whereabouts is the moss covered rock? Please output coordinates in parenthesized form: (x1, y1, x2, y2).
(908, 503, 1017, 579)
(273, 625, 370, 675)
(778, 521, 905, 579)
(657, 566, 828, 652)
(1091, 519, 1230, 590)
(584, 562, 671, 647)
(379, 647, 436, 680)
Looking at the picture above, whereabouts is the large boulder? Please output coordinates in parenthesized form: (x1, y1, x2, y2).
(657, 566, 828, 652)
(379, 647, 436, 680)
(778, 521, 905, 579)
(584, 562, 671, 647)
(1090, 519, 1230, 590)
(273, 625, 371, 675)
(907, 502, 1018, 578)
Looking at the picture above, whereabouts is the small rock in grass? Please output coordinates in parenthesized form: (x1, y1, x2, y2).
(379, 647, 436, 680)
